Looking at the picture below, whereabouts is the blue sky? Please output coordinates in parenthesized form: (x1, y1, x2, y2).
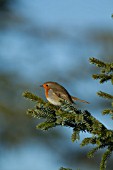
(16, 0, 113, 28)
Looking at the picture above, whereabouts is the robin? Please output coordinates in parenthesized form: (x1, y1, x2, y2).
(40, 81, 89, 106)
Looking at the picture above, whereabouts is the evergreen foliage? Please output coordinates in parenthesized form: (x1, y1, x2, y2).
(89, 57, 113, 84)
(90, 57, 113, 119)
(23, 57, 113, 170)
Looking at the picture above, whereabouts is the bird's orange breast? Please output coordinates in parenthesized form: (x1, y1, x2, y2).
(43, 84, 50, 98)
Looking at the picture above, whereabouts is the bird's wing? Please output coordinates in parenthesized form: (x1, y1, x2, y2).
(53, 91, 73, 103)
(71, 96, 89, 104)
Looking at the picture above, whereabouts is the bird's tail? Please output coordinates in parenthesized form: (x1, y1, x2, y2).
(71, 96, 89, 104)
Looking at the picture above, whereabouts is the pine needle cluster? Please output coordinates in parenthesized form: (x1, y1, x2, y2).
(89, 57, 113, 119)
(89, 57, 113, 84)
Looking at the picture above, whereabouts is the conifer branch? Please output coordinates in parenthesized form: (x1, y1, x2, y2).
(92, 74, 112, 83)
(90, 57, 113, 121)
(71, 129, 80, 142)
(89, 57, 106, 68)
(97, 91, 113, 100)
(22, 91, 46, 103)
(23, 91, 113, 170)
(23, 58, 113, 170)
(87, 146, 102, 158)
(100, 148, 112, 170)
(89, 57, 113, 73)
(102, 109, 113, 119)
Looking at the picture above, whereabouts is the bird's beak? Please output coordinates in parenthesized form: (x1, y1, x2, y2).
(40, 84, 43, 87)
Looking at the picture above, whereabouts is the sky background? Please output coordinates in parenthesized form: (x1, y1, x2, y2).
(0, 0, 113, 170)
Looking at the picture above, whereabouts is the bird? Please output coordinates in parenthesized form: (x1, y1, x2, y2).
(40, 81, 89, 106)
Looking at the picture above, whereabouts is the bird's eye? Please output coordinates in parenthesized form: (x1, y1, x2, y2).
(46, 84, 48, 87)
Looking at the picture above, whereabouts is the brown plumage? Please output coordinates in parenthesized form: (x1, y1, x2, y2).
(40, 81, 89, 106)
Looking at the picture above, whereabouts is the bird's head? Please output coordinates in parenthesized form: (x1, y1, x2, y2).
(40, 81, 60, 90)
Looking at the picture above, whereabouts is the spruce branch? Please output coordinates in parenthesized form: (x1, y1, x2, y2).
(81, 137, 97, 147)
(71, 129, 80, 142)
(92, 74, 112, 83)
(23, 92, 108, 136)
(23, 91, 113, 170)
(89, 57, 106, 68)
(90, 57, 113, 85)
(22, 91, 46, 103)
(97, 91, 113, 100)
(90, 57, 113, 120)
(102, 109, 113, 119)
(36, 121, 56, 130)
(100, 148, 112, 170)
(89, 57, 113, 74)
(102, 109, 113, 115)
(23, 57, 113, 170)
(87, 146, 102, 158)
